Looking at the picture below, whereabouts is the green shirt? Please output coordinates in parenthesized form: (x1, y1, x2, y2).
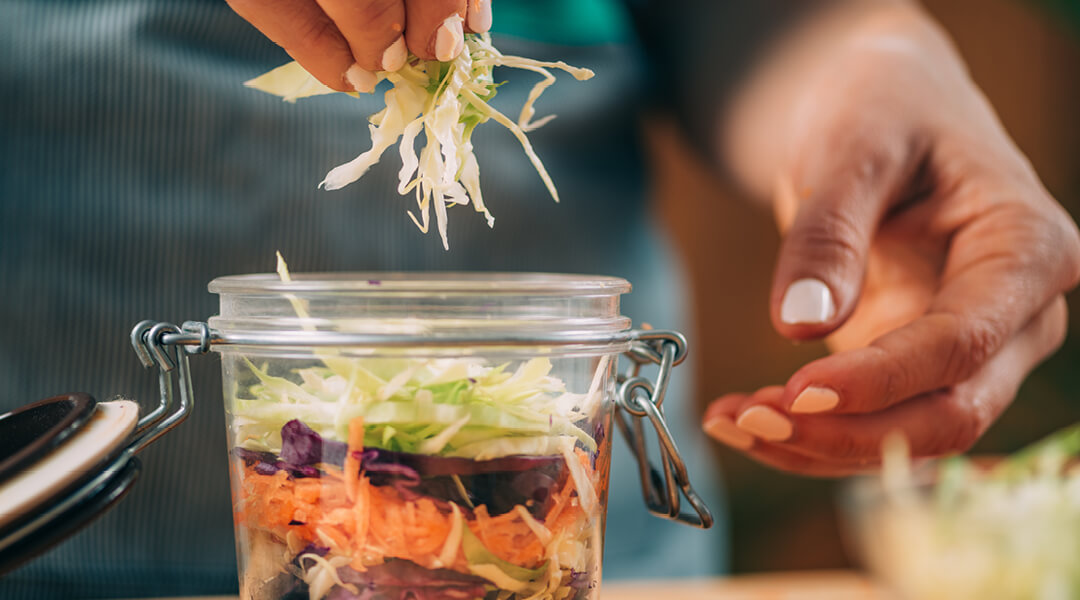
(493, 0, 634, 45)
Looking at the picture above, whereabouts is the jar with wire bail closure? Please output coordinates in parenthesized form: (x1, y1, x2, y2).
(131, 272, 712, 600)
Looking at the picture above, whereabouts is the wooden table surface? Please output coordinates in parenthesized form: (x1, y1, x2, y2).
(598, 571, 890, 599)
(150, 570, 892, 600)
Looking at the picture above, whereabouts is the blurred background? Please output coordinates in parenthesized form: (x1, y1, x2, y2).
(1, 0, 1076, 592)
(649, 0, 1080, 573)
(648, 0, 1080, 569)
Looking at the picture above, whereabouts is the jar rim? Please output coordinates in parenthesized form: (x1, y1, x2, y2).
(208, 272, 632, 296)
(207, 272, 634, 352)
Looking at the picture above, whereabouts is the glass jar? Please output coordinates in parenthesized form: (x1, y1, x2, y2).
(131, 272, 711, 600)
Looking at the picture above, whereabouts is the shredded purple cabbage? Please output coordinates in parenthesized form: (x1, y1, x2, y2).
(353, 448, 423, 498)
(589, 418, 608, 469)
(593, 421, 606, 449)
(352, 447, 565, 478)
(568, 569, 595, 589)
(254, 461, 280, 476)
(353, 448, 567, 517)
(295, 543, 330, 560)
(233, 446, 320, 478)
(281, 419, 348, 465)
(567, 569, 598, 600)
(238, 420, 572, 516)
(356, 449, 423, 484)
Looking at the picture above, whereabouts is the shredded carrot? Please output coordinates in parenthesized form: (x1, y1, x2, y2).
(574, 447, 593, 472)
(405, 500, 417, 533)
(512, 538, 545, 565)
(469, 504, 545, 566)
(317, 524, 351, 553)
(596, 436, 612, 500)
(353, 475, 370, 552)
(472, 505, 495, 550)
(545, 477, 576, 523)
(235, 452, 577, 576)
(344, 417, 364, 501)
(294, 479, 322, 504)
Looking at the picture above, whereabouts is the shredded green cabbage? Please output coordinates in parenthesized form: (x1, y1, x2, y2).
(462, 525, 548, 593)
(231, 255, 606, 461)
(245, 34, 594, 250)
(869, 424, 1080, 599)
(233, 355, 600, 460)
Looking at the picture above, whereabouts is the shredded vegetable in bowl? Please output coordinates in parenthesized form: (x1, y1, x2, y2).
(246, 34, 594, 250)
(849, 426, 1080, 600)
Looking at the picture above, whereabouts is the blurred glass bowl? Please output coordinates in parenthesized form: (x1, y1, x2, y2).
(841, 446, 1080, 600)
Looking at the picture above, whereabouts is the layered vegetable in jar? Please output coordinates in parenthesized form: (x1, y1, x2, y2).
(228, 355, 611, 600)
(209, 272, 634, 600)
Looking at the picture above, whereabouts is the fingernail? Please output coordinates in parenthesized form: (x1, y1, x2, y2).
(345, 63, 376, 93)
(380, 36, 407, 72)
(466, 0, 492, 33)
(736, 406, 793, 442)
(791, 386, 840, 414)
(780, 278, 836, 325)
(704, 416, 755, 450)
(435, 15, 465, 62)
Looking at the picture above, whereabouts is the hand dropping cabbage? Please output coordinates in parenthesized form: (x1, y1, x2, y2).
(245, 34, 594, 250)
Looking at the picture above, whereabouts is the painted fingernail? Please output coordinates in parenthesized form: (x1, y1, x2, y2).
(791, 386, 840, 414)
(736, 406, 793, 442)
(345, 63, 377, 93)
(381, 35, 407, 72)
(435, 15, 465, 62)
(703, 416, 754, 450)
(780, 278, 836, 325)
(466, 0, 492, 33)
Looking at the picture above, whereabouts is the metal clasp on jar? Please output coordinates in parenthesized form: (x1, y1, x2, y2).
(617, 330, 714, 529)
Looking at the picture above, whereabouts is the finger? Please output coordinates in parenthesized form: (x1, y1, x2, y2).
(707, 387, 797, 446)
(771, 131, 928, 340)
(783, 201, 1079, 415)
(762, 297, 1067, 462)
(315, 0, 408, 73)
(703, 393, 756, 450)
(705, 392, 874, 476)
(465, 0, 492, 34)
(227, 0, 356, 92)
(733, 387, 794, 443)
(404, 0, 466, 61)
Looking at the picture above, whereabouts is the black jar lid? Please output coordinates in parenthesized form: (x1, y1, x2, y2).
(0, 395, 142, 576)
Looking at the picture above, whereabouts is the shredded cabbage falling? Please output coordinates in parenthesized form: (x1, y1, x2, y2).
(245, 34, 594, 250)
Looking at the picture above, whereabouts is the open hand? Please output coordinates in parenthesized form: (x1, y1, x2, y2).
(705, 3, 1080, 475)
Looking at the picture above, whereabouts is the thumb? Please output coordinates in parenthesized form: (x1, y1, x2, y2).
(771, 139, 923, 340)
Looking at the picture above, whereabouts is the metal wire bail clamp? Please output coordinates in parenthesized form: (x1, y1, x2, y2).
(128, 320, 209, 455)
(616, 330, 714, 529)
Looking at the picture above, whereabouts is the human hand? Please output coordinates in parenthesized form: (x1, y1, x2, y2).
(226, 0, 492, 93)
(705, 2, 1080, 475)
